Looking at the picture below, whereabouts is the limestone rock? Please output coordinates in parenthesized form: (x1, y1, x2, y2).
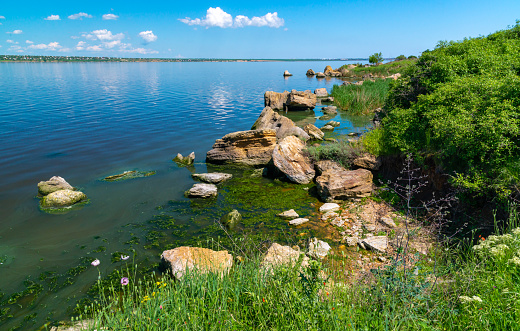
(380, 217, 396, 228)
(362, 236, 388, 253)
(264, 91, 289, 110)
(344, 236, 359, 247)
(38, 176, 73, 196)
(321, 96, 334, 103)
(173, 152, 195, 166)
(289, 218, 309, 225)
(316, 168, 373, 202)
(251, 106, 309, 141)
(161, 247, 233, 279)
(339, 68, 350, 76)
(306, 69, 315, 76)
(303, 124, 324, 141)
(186, 183, 218, 198)
(352, 154, 381, 171)
(192, 173, 232, 184)
(277, 209, 299, 220)
(321, 125, 335, 131)
(261, 243, 309, 272)
(347, 64, 356, 69)
(206, 129, 277, 166)
(220, 209, 242, 229)
(322, 106, 338, 115)
(314, 88, 328, 97)
(315, 160, 344, 176)
(324, 65, 334, 75)
(308, 238, 331, 259)
(326, 121, 340, 127)
(41, 189, 87, 208)
(319, 203, 340, 213)
(286, 90, 317, 110)
(321, 211, 337, 221)
(272, 136, 315, 184)
(283, 70, 293, 76)
(315, 72, 326, 78)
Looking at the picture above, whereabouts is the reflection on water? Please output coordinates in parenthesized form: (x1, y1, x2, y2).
(0, 60, 370, 329)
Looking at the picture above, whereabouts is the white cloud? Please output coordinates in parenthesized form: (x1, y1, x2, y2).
(121, 47, 159, 55)
(28, 41, 62, 51)
(83, 29, 124, 41)
(179, 7, 233, 28)
(68, 12, 92, 20)
(7, 30, 23, 34)
(26, 40, 33, 44)
(70, 36, 80, 39)
(179, 7, 284, 28)
(6, 39, 18, 44)
(86, 45, 103, 51)
(0, 16, 5, 19)
(8, 45, 23, 52)
(103, 40, 121, 49)
(45, 15, 60, 21)
(102, 14, 118, 20)
(75, 41, 87, 50)
(138, 31, 157, 43)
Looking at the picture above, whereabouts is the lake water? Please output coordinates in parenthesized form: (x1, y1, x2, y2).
(0, 61, 371, 329)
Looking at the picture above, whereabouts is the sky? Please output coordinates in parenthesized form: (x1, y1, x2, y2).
(1, 0, 519, 59)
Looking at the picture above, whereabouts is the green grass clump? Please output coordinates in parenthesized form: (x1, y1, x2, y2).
(305, 139, 361, 168)
(331, 79, 391, 114)
(341, 59, 417, 77)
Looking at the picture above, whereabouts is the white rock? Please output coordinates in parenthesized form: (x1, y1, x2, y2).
(186, 183, 218, 198)
(319, 203, 340, 213)
(362, 236, 388, 253)
(344, 236, 359, 247)
(192, 173, 232, 184)
(277, 209, 299, 220)
(308, 238, 331, 259)
(289, 218, 309, 226)
(380, 217, 396, 228)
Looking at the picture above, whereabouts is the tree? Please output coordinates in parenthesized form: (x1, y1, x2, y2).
(369, 52, 383, 65)
(395, 55, 406, 61)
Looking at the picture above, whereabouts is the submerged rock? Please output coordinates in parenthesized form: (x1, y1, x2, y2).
(251, 106, 309, 141)
(277, 209, 299, 220)
(316, 168, 373, 202)
(326, 120, 340, 127)
(206, 129, 277, 166)
(38, 176, 74, 196)
(173, 152, 195, 166)
(220, 209, 242, 229)
(322, 106, 338, 115)
(161, 247, 233, 279)
(186, 183, 218, 198)
(314, 88, 328, 97)
(272, 136, 315, 184)
(261, 243, 309, 272)
(308, 238, 331, 259)
(40, 189, 87, 208)
(321, 125, 335, 131)
(303, 124, 324, 140)
(103, 170, 156, 182)
(191, 173, 232, 184)
(264, 91, 290, 110)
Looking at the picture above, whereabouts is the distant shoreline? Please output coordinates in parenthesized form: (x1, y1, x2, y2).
(0, 55, 383, 63)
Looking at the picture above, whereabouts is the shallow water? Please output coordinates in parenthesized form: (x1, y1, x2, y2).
(0, 61, 371, 329)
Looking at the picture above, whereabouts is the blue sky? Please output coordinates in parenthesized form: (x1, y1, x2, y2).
(1, 0, 519, 58)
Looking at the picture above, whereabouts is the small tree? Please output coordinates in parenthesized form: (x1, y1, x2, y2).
(395, 55, 406, 61)
(369, 52, 383, 65)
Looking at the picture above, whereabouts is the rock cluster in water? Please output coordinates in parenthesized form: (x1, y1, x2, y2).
(37, 176, 87, 210)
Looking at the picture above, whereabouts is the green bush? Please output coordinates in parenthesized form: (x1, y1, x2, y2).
(369, 52, 383, 64)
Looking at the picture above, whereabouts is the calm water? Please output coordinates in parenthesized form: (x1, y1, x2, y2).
(0, 61, 371, 329)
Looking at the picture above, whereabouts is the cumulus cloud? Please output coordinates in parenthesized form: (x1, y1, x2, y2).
(138, 31, 157, 43)
(75, 41, 87, 50)
(7, 30, 23, 34)
(121, 47, 159, 55)
(6, 39, 18, 44)
(179, 7, 284, 28)
(68, 12, 92, 20)
(102, 14, 118, 20)
(83, 29, 124, 41)
(26, 40, 33, 44)
(8, 45, 23, 52)
(86, 45, 103, 51)
(28, 42, 62, 51)
(45, 15, 60, 20)
(0, 16, 5, 19)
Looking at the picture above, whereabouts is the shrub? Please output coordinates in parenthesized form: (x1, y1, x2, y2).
(369, 52, 383, 64)
(395, 55, 407, 61)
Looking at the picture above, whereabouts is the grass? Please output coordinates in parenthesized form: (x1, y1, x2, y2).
(341, 59, 417, 77)
(305, 139, 361, 168)
(331, 79, 391, 114)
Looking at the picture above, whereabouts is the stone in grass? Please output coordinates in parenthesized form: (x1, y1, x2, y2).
(192, 173, 232, 184)
(362, 236, 388, 253)
(161, 246, 233, 280)
(173, 152, 195, 166)
(220, 209, 242, 229)
(38, 176, 73, 196)
(379, 217, 396, 228)
(319, 203, 340, 213)
(186, 183, 218, 198)
(261, 243, 309, 272)
(321, 211, 337, 221)
(289, 218, 309, 226)
(344, 236, 359, 247)
(40, 189, 87, 208)
(307, 237, 331, 259)
(277, 209, 299, 220)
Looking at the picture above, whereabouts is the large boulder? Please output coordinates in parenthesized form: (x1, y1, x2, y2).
(186, 183, 218, 198)
(316, 168, 373, 202)
(261, 243, 309, 272)
(315, 160, 344, 176)
(314, 88, 328, 97)
(251, 107, 309, 141)
(315, 72, 326, 78)
(324, 65, 334, 75)
(286, 90, 317, 110)
(303, 124, 324, 140)
(272, 136, 315, 184)
(38, 176, 73, 196)
(191, 173, 232, 184)
(206, 129, 277, 166)
(307, 238, 331, 259)
(306, 69, 315, 76)
(339, 68, 350, 76)
(40, 189, 87, 208)
(264, 91, 289, 110)
(161, 247, 233, 279)
(352, 154, 382, 171)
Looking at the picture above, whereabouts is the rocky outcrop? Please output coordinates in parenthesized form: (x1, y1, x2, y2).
(303, 124, 324, 140)
(40, 189, 87, 208)
(272, 136, 315, 184)
(316, 168, 373, 202)
(264, 91, 289, 110)
(306, 69, 315, 76)
(251, 107, 309, 141)
(191, 173, 232, 184)
(283, 70, 293, 77)
(324, 65, 334, 75)
(286, 90, 317, 110)
(339, 68, 350, 76)
(161, 247, 233, 279)
(186, 183, 218, 198)
(38, 176, 73, 196)
(314, 88, 328, 97)
(352, 154, 382, 171)
(220, 209, 242, 229)
(206, 129, 277, 166)
(173, 152, 195, 166)
(261, 243, 309, 272)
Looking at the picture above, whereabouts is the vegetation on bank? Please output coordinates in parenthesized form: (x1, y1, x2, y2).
(340, 58, 417, 77)
(331, 79, 391, 114)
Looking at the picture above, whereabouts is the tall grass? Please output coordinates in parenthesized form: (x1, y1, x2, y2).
(305, 139, 361, 168)
(331, 79, 390, 114)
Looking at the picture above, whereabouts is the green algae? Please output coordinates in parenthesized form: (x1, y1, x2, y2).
(38, 199, 90, 215)
(102, 170, 156, 182)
